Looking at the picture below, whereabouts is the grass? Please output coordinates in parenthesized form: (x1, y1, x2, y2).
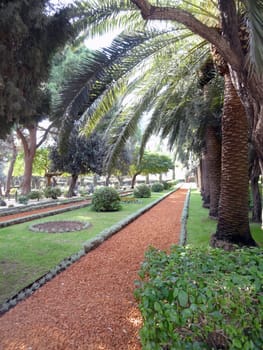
(0, 191, 168, 305)
(187, 189, 263, 247)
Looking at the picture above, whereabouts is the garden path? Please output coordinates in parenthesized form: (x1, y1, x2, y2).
(0, 187, 188, 350)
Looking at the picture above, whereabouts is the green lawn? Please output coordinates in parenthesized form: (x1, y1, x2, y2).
(187, 189, 263, 247)
(0, 192, 167, 305)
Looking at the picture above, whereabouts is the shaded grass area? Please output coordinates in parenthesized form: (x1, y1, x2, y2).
(0, 192, 166, 304)
(187, 189, 263, 247)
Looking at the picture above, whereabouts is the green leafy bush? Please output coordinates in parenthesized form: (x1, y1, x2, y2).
(28, 190, 42, 200)
(44, 186, 62, 199)
(135, 246, 263, 350)
(151, 182, 164, 192)
(18, 195, 28, 204)
(92, 186, 121, 212)
(133, 184, 151, 198)
(162, 181, 173, 190)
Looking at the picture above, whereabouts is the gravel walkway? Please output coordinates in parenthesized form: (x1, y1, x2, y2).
(0, 188, 188, 350)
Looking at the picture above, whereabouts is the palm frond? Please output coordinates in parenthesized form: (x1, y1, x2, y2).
(244, 0, 263, 73)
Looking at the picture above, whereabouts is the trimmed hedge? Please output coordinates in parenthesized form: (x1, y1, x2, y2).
(135, 246, 263, 350)
(92, 186, 121, 212)
(44, 187, 62, 199)
(151, 182, 164, 192)
(134, 184, 151, 198)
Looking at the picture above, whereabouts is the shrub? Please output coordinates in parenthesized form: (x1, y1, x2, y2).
(18, 195, 28, 204)
(0, 198, 7, 206)
(44, 186, 62, 199)
(162, 181, 173, 190)
(92, 186, 121, 212)
(28, 190, 42, 201)
(133, 184, 151, 198)
(135, 246, 263, 350)
(151, 182, 164, 192)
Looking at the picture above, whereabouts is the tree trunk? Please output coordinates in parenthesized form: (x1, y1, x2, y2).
(5, 137, 17, 197)
(93, 174, 98, 187)
(196, 162, 202, 190)
(145, 174, 150, 184)
(212, 73, 256, 246)
(117, 175, 123, 187)
(251, 176, 262, 223)
(205, 125, 221, 218)
(131, 173, 139, 188)
(105, 174, 111, 186)
(201, 148, 210, 208)
(67, 174, 78, 197)
(17, 125, 37, 195)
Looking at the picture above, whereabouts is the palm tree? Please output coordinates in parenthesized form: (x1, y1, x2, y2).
(55, 0, 260, 245)
(131, 0, 263, 175)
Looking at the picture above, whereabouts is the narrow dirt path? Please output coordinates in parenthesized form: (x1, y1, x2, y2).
(0, 188, 187, 350)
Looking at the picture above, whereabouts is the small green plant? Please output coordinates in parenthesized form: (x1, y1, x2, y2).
(133, 184, 151, 198)
(151, 182, 164, 192)
(92, 186, 121, 212)
(18, 195, 28, 205)
(135, 246, 263, 350)
(44, 186, 62, 199)
(28, 190, 42, 201)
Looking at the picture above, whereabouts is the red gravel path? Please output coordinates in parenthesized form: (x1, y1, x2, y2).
(0, 188, 187, 350)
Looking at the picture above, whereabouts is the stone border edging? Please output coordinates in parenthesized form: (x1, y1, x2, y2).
(179, 188, 191, 246)
(0, 187, 180, 316)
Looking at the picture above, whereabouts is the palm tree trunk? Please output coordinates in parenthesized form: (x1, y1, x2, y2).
(205, 125, 221, 218)
(212, 73, 256, 246)
(201, 148, 210, 208)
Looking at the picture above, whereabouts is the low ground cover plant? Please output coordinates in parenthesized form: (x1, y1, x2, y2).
(134, 184, 151, 198)
(135, 245, 263, 350)
(120, 196, 140, 204)
(92, 186, 121, 212)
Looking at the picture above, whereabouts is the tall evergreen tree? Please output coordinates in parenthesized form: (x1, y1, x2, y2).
(0, 0, 76, 193)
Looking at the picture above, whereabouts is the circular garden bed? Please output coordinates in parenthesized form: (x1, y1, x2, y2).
(30, 221, 91, 233)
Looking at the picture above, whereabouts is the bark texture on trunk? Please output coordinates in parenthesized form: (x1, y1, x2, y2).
(214, 73, 256, 246)
(201, 148, 210, 208)
(5, 137, 17, 197)
(249, 154, 262, 223)
(131, 173, 139, 188)
(205, 126, 221, 218)
(251, 176, 262, 223)
(67, 174, 78, 197)
(17, 125, 37, 195)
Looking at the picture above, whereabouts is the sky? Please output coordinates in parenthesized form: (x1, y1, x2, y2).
(49, 0, 121, 49)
